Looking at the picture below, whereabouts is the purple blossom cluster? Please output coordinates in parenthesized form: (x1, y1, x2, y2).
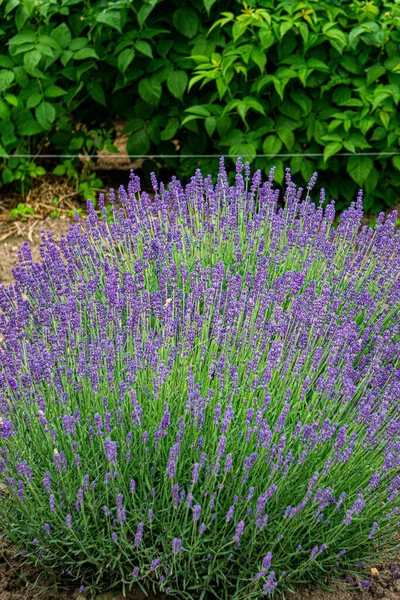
(0, 159, 399, 598)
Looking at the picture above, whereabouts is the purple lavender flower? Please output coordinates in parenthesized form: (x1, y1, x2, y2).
(172, 537, 183, 553)
(193, 504, 201, 522)
(134, 522, 143, 548)
(66, 514, 72, 529)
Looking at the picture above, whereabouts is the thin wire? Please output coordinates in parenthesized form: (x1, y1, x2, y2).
(0, 152, 399, 159)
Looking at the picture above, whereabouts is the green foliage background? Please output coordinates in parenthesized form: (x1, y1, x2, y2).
(0, 0, 400, 211)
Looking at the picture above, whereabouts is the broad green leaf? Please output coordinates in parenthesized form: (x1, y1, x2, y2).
(15, 5, 29, 31)
(366, 64, 386, 85)
(70, 38, 88, 51)
(9, 30, 36, 45)
(4, 93, 18, 106)
(173, 8, 199, 38)
(138, 0, 158, 27)
(323, 142, 343, 163)
(38, 34, 62, 51)
(343, 140, 355, 153)
(347, 155, 373, 186)
(232, 21, 247, 42)
(181, 114, 202, 127)
(280, 22, 293, 38)
(35, 102, 56, 129)
(324, 28, 347, 54)
(74, 47, 98, 60)
(277, 126, 294, 151)
(160, 117, 179, 141)
(139, 78, 162, 105)
(229, 143, 257, 162)
(51, 24, 71, 49)
(44, 85, 67, 98)
(23, 50, 41, 74)
(0, 55, 14, 69)
(126, 130, 150, 156)
(262, 135, 282, 157)
(96, 11, 122, 33)
(251, 48, 266, 73)
(393, 156, 400, 171)
(53, 164, 66, 176)
(118, 48, 135, 74)
(205, 116, 216, 137)
(185, 106, 211, 117)
(0, 71, 15, 92)
(379, 110, 390, 130)
(167, 70, 188, 101)
(216, 115, 231, 136)
(87, 81, 106, 107)
(204, 0, 217, 14)
(290, 89, 312, 115)
(18, 119, 44, 135)
(135, 40, 153, 59)
(5, 0, 19, 15)
(122, 119, 145, 135)
(26, 93, 42, 108)
(243, 96, 265, 116)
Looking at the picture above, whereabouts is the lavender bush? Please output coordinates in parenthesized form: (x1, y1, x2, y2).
(0, 159, 400, 599)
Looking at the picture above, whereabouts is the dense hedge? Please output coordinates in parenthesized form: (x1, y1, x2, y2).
(0, 0, 400, 211)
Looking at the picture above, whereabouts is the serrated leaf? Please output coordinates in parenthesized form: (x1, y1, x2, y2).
(118, 48, 135, 74)
(35, 102, 56, 129)
(96, 11, 122, 33)
(173, 8, 199, 38)
(87, 81, 106, 107)
(167, 70, 188, 101)
(323, 142, 343, 163)
(347, 155, 373, 186)
(135, 40, 153, 59)
(139, 78, 162, 105)
(262, 135, 282, 157)
(126, 130, 150, 156)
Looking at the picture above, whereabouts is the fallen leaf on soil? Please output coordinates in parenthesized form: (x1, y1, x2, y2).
(371, 567, 379, 575)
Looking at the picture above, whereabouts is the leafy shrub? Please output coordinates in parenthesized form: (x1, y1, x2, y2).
(1, 0, 400, 211)
(1, 159, 400, 598)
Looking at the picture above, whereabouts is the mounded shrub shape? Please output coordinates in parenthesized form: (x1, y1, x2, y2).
(0, 159, 400, 598)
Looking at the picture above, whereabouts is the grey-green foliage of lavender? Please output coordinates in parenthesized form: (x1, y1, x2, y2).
(0, 159, 400, 598)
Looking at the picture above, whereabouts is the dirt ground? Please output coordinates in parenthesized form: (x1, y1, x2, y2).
(1, 182, 400, 599)
(2, 538, 400, 600)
